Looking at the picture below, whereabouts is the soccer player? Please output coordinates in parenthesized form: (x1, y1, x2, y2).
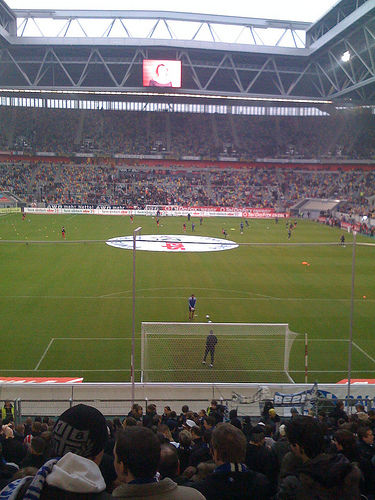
(240, 221, 244, 234)
(200, 217, 203, 225)
(156, 217, 160, 228)
(202, 330, 218, 368)
(340, 234, 345, 246)
(188, 294, 196, 320)
(130, 215, 134, 223)
(192, 223, 195, 232)
(62, 226, 65, 239)
(183, 223, 186, 232)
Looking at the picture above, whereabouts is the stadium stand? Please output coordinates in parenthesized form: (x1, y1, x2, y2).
(0, 401, 373, 498)
(1, 161, 374, 218)
(0, 107, 374, 160)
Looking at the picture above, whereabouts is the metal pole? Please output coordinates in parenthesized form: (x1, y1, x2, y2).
(132, 227, 142, 404)
(304, 333, 308, 384)
(347, 231, 357, 408)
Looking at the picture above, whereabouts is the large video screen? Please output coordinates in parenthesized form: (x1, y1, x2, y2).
(143, 60, 182, 88)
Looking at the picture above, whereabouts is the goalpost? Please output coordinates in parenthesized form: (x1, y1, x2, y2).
(141, 322, 298, 383)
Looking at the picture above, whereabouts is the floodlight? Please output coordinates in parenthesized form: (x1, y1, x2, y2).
(341, 51, 350, 62)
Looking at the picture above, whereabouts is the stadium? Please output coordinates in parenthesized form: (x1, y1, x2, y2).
(0, 0, 375, 496)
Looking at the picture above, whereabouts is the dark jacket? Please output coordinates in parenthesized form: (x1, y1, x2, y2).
(357, 439, 375, 495)
(177, 444, 192, 473)
(246, 442, 278, 489)
(0, 462, 19, 491)
(189, 438, 211, 467)
(39, 486, 111, 500)
(20, 453, 47, 469)
(193, 465, 272, 499)
(277, 452, 361, 499)
(272, 437, 291, 470)
(1, 437, 27, 466)
(329, 406, 348, 426)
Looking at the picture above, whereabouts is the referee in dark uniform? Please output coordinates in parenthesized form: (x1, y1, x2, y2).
(202, 330, 218, 368)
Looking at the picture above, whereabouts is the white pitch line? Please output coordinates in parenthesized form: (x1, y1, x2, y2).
(1, 295, 374, 302)
(352, 341, 375, 365)
(99, 287, 273, 299)
(141, 369, 366, 373)
(294, 338, 349, 342)
(0, 368, 372, 373)
(54, 337, 134, 340)
(0, 369, 135, 372)
(34, 338, 55, 370)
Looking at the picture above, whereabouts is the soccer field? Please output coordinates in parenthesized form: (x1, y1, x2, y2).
(0, 213, 374, 383)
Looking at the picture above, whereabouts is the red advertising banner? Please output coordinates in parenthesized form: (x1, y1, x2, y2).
(341, 222, 361, 232)
(0, 377, 83, 383)
(160, 206, 276, 213)
(337, 379, 375, 384)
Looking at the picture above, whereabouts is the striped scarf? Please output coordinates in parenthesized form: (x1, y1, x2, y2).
(0, 458, 58, 500)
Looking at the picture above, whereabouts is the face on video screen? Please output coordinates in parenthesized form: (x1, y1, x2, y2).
(143, 60, 182, 88)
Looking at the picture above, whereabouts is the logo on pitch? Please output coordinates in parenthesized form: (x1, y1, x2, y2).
(106, 235, 238, 253)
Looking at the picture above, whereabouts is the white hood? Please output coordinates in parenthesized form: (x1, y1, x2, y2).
(46, 452, 106, 493)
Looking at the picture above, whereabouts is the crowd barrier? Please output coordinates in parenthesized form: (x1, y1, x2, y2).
(1, 382, 375, 419)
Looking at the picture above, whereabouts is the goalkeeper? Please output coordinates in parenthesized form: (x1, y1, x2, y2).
(202, 330, 218, 368)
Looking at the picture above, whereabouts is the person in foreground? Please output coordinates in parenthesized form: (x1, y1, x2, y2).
(112, 426, 205, 499)
(192, 423, 271, 500)
(0, 404, 110, 499)
(277, 415, 361, 499)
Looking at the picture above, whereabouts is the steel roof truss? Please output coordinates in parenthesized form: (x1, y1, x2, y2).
(227, 54, 244, 93)
(271, 57, 285, 94)
(245, 57, 272, 93)
(315, 61, 339, 93)
(328, 49, 356, 85)
(286, 62, 312, 96)
(364, 27, 375, 72)
(76, 49, 98, 87)
(163, 19, 175, 39)
(95, 49, 120, 87)
(180, 51, 203, 90)
(33, 47, 50, 86)
(345, 39, 374, 77)
(5, 48, 32, 85)
(203, 54, 227, 89)
(49, 48, 76, 86)
(120, 48, 146, 87)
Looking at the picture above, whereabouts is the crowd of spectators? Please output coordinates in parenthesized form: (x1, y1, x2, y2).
(1, 161, 374, 217)
(1, 398, 375, 499)
(0, 106, 374, 160)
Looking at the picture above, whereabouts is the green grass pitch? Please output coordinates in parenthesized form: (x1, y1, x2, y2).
(0, 213, 374, 383)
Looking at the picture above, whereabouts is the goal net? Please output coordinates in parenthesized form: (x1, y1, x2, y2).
(141, 322, 298, 383)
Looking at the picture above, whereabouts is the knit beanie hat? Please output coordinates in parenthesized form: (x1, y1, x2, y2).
(52, 404, 108, 458)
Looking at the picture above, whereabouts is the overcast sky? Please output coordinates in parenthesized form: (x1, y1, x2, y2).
(6, 0, 339, 23)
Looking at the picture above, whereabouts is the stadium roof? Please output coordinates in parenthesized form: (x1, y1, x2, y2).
(0, 0, 374, 105)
